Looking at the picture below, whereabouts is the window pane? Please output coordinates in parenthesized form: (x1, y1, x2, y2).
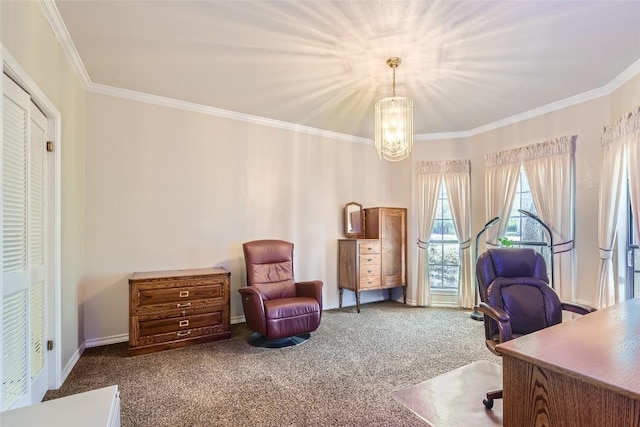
(428, 245, 442, 265)
(431, 220, 443, 238)
(442, 266, 459, 289)
(442, 219, 456, 238)
(442, 243, 459, 266)
(506, 217, 519, 236)
(429, 265, 443, 288)
(522, 217, 543, 241)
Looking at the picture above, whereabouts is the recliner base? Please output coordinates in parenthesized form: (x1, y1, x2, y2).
(247, 332, 311, 348)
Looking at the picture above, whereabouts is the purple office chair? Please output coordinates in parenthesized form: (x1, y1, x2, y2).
(475, 248, 596, 409)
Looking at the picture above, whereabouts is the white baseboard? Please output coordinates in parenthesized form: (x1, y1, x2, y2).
(60, 342, 85, 387)
(84, 333, 129, 348)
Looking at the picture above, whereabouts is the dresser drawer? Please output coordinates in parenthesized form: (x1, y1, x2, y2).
(360, 264, 380, 277)
(132, 280, 226, 314)
(138, 309, 224, 337)
(360, 276, 381, 289)
(359, 254, 380, 265)
(359, 241, 380, 254)
(136, 324, 227, 347)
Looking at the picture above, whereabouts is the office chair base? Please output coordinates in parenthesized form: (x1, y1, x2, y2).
(247, 332, 310, 348)
(483, 399, 494, 409)
(470, 310, 484, 321)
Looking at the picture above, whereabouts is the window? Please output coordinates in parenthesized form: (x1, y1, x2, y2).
(428, 182, 459, 289)
(504, 167, 550, 266)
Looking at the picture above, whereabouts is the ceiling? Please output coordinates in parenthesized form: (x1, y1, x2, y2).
(55, 1, 640, 139)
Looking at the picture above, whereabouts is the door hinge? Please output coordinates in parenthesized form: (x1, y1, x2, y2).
(47, 340, 54, 351)
(46, 141, 54, 152)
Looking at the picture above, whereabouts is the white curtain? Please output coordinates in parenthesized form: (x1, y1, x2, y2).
(484, 152, 520, 246)
(523, 136, 576, 302)
(416, 160, 471, 307)
(443, 161, 473, 308)
(416, 164, 441, 306)
(625, 108, 640, 245)
(596, 106, 640, 308)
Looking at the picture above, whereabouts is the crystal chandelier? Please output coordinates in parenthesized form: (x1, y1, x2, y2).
(374, 57, 414, 161)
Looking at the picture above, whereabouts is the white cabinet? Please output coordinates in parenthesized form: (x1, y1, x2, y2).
(0, 385, 120, 427)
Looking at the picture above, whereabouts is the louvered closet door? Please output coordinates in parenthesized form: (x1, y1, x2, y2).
(2, 74, 49, 411)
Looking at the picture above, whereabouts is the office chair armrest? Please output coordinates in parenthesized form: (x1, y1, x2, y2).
(561, 301, 597, 315)
(477, 302, 509, 322)
(477, 302, 513, 343)
(296, 281, 323, 306)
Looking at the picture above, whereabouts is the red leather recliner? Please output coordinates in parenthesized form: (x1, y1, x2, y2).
(239, 240, 322, 347)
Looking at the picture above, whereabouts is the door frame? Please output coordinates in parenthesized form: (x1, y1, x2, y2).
(2, 45, 63, 391)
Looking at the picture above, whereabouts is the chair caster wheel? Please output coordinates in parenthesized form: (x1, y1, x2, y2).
(483, 399, 494, 409)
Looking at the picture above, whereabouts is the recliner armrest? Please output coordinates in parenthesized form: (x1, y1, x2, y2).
(561, 301, 597, 315)
(238, 286, 267, 335)
(477, 302, 513, 343)
(295, 281, 323, 308)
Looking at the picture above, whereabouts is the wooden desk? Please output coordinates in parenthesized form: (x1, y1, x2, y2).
(497, 298, 640, 426)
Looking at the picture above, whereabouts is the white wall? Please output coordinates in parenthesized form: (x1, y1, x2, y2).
(1, 1, 86, 372)
(82, 92, 397, 341)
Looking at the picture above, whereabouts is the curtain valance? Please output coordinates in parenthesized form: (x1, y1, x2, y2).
(485, 135, 575, 168)
(417, 159, 470, 175)
(601, 106, 640, 146)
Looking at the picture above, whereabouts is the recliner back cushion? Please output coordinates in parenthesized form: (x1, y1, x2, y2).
(243, 240, 297, 300)
(249, 262, 296, 300)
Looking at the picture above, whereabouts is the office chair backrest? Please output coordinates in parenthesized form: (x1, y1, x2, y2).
(477, 248, 561, 338)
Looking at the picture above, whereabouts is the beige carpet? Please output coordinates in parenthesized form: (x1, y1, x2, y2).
(45, 302, 501, 426)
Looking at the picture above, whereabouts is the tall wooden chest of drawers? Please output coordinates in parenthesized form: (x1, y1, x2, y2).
(128, 267, 231, 356)
(338, 207, 407, 313)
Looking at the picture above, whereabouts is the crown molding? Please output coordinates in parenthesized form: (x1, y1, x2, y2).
(415, 57, 640, 141)
(38, 0, 91, 88)
(87, 83, 372, 145)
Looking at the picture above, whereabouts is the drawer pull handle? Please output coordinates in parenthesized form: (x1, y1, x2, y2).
(177, 331, 191, 338)
(367, 269, 373, 273)
(367, 247, 373, 250)
(367, 258, 372, 261)
(176, 302, 191, 308)
(179, 290, 189, 298)
(179, 320, 189, 327)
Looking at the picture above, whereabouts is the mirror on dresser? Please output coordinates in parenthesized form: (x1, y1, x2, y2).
(344, 202, 365, 238)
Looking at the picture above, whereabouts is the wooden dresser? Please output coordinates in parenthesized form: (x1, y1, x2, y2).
(338, 207, 407, 312)
(128, 267, 231, 356)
